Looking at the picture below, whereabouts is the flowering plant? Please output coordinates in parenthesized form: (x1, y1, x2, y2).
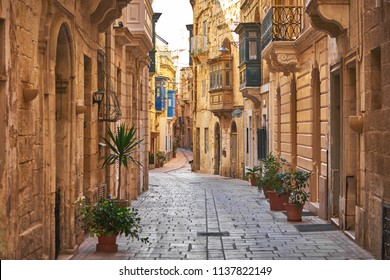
(279, 169, 311, 206)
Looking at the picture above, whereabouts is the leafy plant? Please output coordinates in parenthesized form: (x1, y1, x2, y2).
(257, 154, 289, 194)
(279, 168, 311, 206)
(77, 197, 148, 243)
(245, 166, 261, 182)
(156, 151, 166, 164)
(102, 123, 143, 199)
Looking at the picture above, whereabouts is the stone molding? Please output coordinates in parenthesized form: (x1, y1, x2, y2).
(90, 0, 131, 32)
(262, 41, 299, 75)
(305, 0, 349, 38)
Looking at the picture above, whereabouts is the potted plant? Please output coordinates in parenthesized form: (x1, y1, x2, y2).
(77, 197, 149, 252)
(172, 143, 177, 158)
(156, 151, 166, 167)
(257, 154, 289, 210)
(245, 166, 261, 186)
(102, 123, 142, 203)
(280, 168, 311, 222)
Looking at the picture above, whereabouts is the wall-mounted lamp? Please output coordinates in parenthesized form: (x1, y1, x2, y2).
(23, 88, 39, 102)
(113, 21, 123, 28)
(219, 46, 229, 52)
(93, 90, 105, 105)
(219, 41, 239, 53)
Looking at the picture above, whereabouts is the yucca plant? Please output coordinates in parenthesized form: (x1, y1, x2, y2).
(102, 123, 143, 199)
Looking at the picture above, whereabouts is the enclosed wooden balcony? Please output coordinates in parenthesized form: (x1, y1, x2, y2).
(235, 23, 262, 106)
(209, 90, 234, 116)
(207, 53, 234, 116)
(124, 0, 154, 56)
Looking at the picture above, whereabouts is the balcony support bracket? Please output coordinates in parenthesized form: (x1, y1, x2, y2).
(305, 0, 349, 38)
(263, 42, 299, 75)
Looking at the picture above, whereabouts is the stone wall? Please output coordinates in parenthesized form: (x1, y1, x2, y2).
(0, 0, 151, 259)
(362, 0, 390, 259)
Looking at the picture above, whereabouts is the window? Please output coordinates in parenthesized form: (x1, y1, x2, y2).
(257, 127, 267, 160)
(235, 23, 261, 88)
(249, 41, 258, 60)
(97, 50, 105, 91)
(209, 60, 232, 91)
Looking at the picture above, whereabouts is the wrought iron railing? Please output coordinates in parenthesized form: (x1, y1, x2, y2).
(261, 6, 302, 50)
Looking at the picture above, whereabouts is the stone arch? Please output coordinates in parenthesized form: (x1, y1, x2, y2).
(220, 37, 232, 53)
(47, 18, 76, 259)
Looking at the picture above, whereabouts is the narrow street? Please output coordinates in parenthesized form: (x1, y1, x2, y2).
(73, 149, 373, 260)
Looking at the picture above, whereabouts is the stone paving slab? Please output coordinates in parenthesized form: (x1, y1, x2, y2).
(73, 149, 374, 260)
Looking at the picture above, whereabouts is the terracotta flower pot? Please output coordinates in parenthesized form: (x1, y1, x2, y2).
(249, 177, 257, 186)
(96, 234, 118, 252)
(268, 191, 289, 211)
(263, 186, 273, 199)
(284, 203, 303, 222)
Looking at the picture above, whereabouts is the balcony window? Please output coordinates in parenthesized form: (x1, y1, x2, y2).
(234, 23, 261, 89)
(209, 61, 231, 91)
(155, 78, 168, 111)
(167, 90, 175, 118)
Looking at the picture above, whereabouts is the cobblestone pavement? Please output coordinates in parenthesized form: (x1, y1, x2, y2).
(73, 149, 374, 260)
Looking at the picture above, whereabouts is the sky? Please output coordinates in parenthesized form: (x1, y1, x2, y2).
(152, 0, 193, 67)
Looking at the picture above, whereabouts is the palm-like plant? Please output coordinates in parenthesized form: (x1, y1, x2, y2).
(102, 123, 143, 199)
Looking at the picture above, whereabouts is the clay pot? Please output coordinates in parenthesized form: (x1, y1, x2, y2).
(263, 187, 273, 199)
(268, 191, 289, 211)
(96, 235, 118, 252)
(249, 177, 257, 186)
(284, 203, 303, 222)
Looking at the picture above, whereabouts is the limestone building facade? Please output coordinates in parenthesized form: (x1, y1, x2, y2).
(189, 0, 390, 259)
(151, 46, 177, 161)
(177, 66, 194, 150)
(0, 0, 153, 259)
(304, 0, 390, 260)
(190, 0, 245, 178)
